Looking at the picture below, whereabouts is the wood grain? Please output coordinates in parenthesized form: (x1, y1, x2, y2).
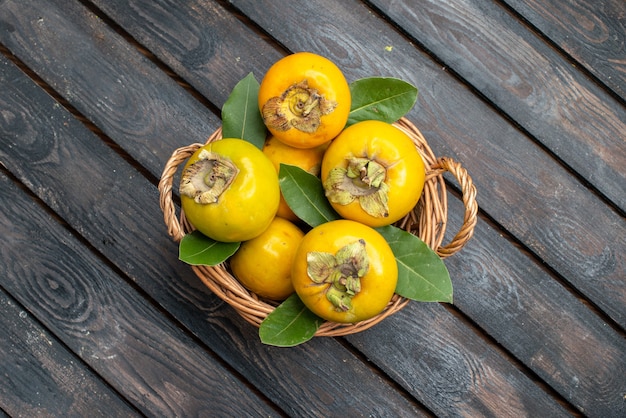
(0, 60, 275, 416)
(444, 205, 626, 415)
(505, 0, 626, 101)
(0, 174, 279, 416)
(0, 0, 220, 180)
(192, 269, 571, 417)
(348, 301, 572, 417)
(0, 38, 429, 418)
(0, 4, 570, 415)
(369, 0, 626, 213)
(229, 0, 626, 330)
(0, 289, 140, 417)
(90, 0, 285, 107)
(1, 0, 624, 416)
(200, 308, 430, 417)
(0, 52, 214, 319)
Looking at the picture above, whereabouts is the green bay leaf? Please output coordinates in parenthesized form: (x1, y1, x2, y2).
(279, 164, 340, 227)
(259, 293, 323, 347)
(348, 77, 418, 127)
(376, 225, 453, 303)
(221, 72, 266, 149)
(179, 230, 240, 266)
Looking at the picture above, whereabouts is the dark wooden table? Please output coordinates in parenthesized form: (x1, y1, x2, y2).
(1, 0, 624, 416)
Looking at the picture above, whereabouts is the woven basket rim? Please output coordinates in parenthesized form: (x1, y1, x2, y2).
(158, 117, 478, 337)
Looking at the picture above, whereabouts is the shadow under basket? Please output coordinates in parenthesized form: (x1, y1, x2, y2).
(158, 117, 478, 337)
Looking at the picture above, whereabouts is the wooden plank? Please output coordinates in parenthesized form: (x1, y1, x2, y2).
(348, 193, 626, 416)
(0, 37, 430, 418)
(368, 0, 626, 213)
(347, 303, 571, 417)
(89, 0, 284, 107)
(2, 0, 620, 414)
(0, 0, 220, 179)
(2, 0, 623, 332)
(0, 289, 141, 417)
(505, 0, 626, 101)
(41, 0, 626, 340)
(227, 0, 626, 328)
(436, 205, 626, 415)
(0, 5, 574, 416)
(211, 0, 625, 414)
(0, 190, 279, 413)
(200, 314, 431, 417)
(194, 283, 574, 417)
(339, 151, 626, 415)
(0, 67, 280, 417)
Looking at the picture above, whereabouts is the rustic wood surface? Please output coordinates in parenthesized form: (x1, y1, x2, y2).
(0, 0, 624, 417)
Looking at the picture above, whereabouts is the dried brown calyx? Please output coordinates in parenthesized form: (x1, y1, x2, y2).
(306, 239, 369, 311)
(323, 157, 390, 218)
(262, 80, 337, 133)
(179, 149, 239, 204)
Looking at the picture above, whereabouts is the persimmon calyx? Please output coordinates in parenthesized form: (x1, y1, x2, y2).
(262, 80, 337, 133)
(179, 149, 239, 204)
(306, 239, 369, 311)
(323, 157, 390, 218)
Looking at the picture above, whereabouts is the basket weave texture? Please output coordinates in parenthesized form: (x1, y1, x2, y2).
(159, 117, 478, 337)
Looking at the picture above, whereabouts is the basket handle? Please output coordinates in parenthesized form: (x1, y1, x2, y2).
(158, 143, 204, 243)
(430, 157, 478, 258)
(159, 145, 478, 258)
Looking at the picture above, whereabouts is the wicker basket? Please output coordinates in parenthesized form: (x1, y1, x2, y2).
(158, 117, 478, 337)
